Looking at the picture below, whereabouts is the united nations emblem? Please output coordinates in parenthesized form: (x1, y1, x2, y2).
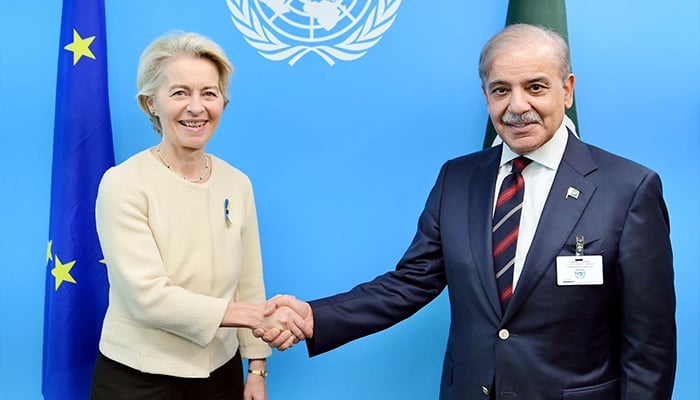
(226, 0, 402, 66)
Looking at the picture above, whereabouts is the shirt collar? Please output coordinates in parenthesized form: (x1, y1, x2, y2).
(499, 121, 569, 171)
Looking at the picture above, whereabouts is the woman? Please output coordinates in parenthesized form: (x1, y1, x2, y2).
(90, 31, 304, 400)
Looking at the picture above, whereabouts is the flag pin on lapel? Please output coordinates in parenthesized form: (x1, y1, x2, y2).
(224, 198, 231, 225)
(566, 187, 580, 200)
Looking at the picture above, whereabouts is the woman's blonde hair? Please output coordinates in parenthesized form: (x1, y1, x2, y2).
(136, 31, 234, 135)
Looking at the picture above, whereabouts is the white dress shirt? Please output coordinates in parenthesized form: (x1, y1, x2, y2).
(493, 122, 569, 290)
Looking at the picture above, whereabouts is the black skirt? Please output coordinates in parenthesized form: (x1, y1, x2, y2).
(90, 350, 244, 400)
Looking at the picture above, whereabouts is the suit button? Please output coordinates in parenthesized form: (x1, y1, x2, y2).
(498, 329, 510, 340)
(481, 386, 490, 396)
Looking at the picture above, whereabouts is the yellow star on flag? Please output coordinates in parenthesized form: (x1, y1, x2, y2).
(64, 29, 96, 65)
(47, 240, 53, 262)
(51, 255, 77, 290)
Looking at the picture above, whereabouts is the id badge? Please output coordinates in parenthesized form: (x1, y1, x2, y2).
(556, 255, 603, 286)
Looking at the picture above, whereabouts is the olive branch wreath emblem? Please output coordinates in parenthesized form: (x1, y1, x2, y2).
(226, 0, 401, 66)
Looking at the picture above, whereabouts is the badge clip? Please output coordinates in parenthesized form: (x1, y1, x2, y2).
(575, 235, 584, 256)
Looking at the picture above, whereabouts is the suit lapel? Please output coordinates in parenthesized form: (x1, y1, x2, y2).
(504, 134, 598, 320)
(469, 148, 504, 318)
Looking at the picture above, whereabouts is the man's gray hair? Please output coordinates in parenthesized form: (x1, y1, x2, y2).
(478, 24, 572, 86)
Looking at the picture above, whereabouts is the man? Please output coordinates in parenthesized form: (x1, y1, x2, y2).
(260, 24, 676, 399)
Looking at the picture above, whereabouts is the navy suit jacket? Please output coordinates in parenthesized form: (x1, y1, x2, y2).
(306, 133, 676, 399)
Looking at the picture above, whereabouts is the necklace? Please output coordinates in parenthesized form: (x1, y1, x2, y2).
(155, 145, 209, 182)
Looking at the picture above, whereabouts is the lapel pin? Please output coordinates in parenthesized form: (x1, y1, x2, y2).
(224, 198, 231, 225)
(566, 187, 580, 200)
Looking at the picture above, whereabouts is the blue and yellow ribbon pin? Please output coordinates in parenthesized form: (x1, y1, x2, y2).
(224, 198, 231, 225)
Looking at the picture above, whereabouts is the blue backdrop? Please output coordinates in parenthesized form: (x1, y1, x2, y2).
(1, 1, 698, 399)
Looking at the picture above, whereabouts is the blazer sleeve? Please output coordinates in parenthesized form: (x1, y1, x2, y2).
(618, 171, 676, 399)
(234, 184, 272, 360)
(306, 163, 451, 356)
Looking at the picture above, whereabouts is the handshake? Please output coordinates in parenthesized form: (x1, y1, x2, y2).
(252, 295, 314, 351)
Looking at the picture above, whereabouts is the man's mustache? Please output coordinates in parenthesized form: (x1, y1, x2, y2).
(502, 111, 542, 124)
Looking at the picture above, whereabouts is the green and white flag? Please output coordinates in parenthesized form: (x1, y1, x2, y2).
(483, 0, 579, 148)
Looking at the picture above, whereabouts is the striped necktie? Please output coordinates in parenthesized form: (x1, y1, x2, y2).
(493, 156, 532, 310)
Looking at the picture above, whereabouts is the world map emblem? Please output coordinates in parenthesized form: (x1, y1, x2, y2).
(226, 0, 402, 66)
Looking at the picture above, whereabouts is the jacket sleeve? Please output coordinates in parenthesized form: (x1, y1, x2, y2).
(307, 163, 450, 356)
(235, 183, 272, 360)
(618, 171, 676, 399)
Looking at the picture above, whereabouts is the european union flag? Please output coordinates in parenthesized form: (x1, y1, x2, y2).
(43, 0, 114, 398)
